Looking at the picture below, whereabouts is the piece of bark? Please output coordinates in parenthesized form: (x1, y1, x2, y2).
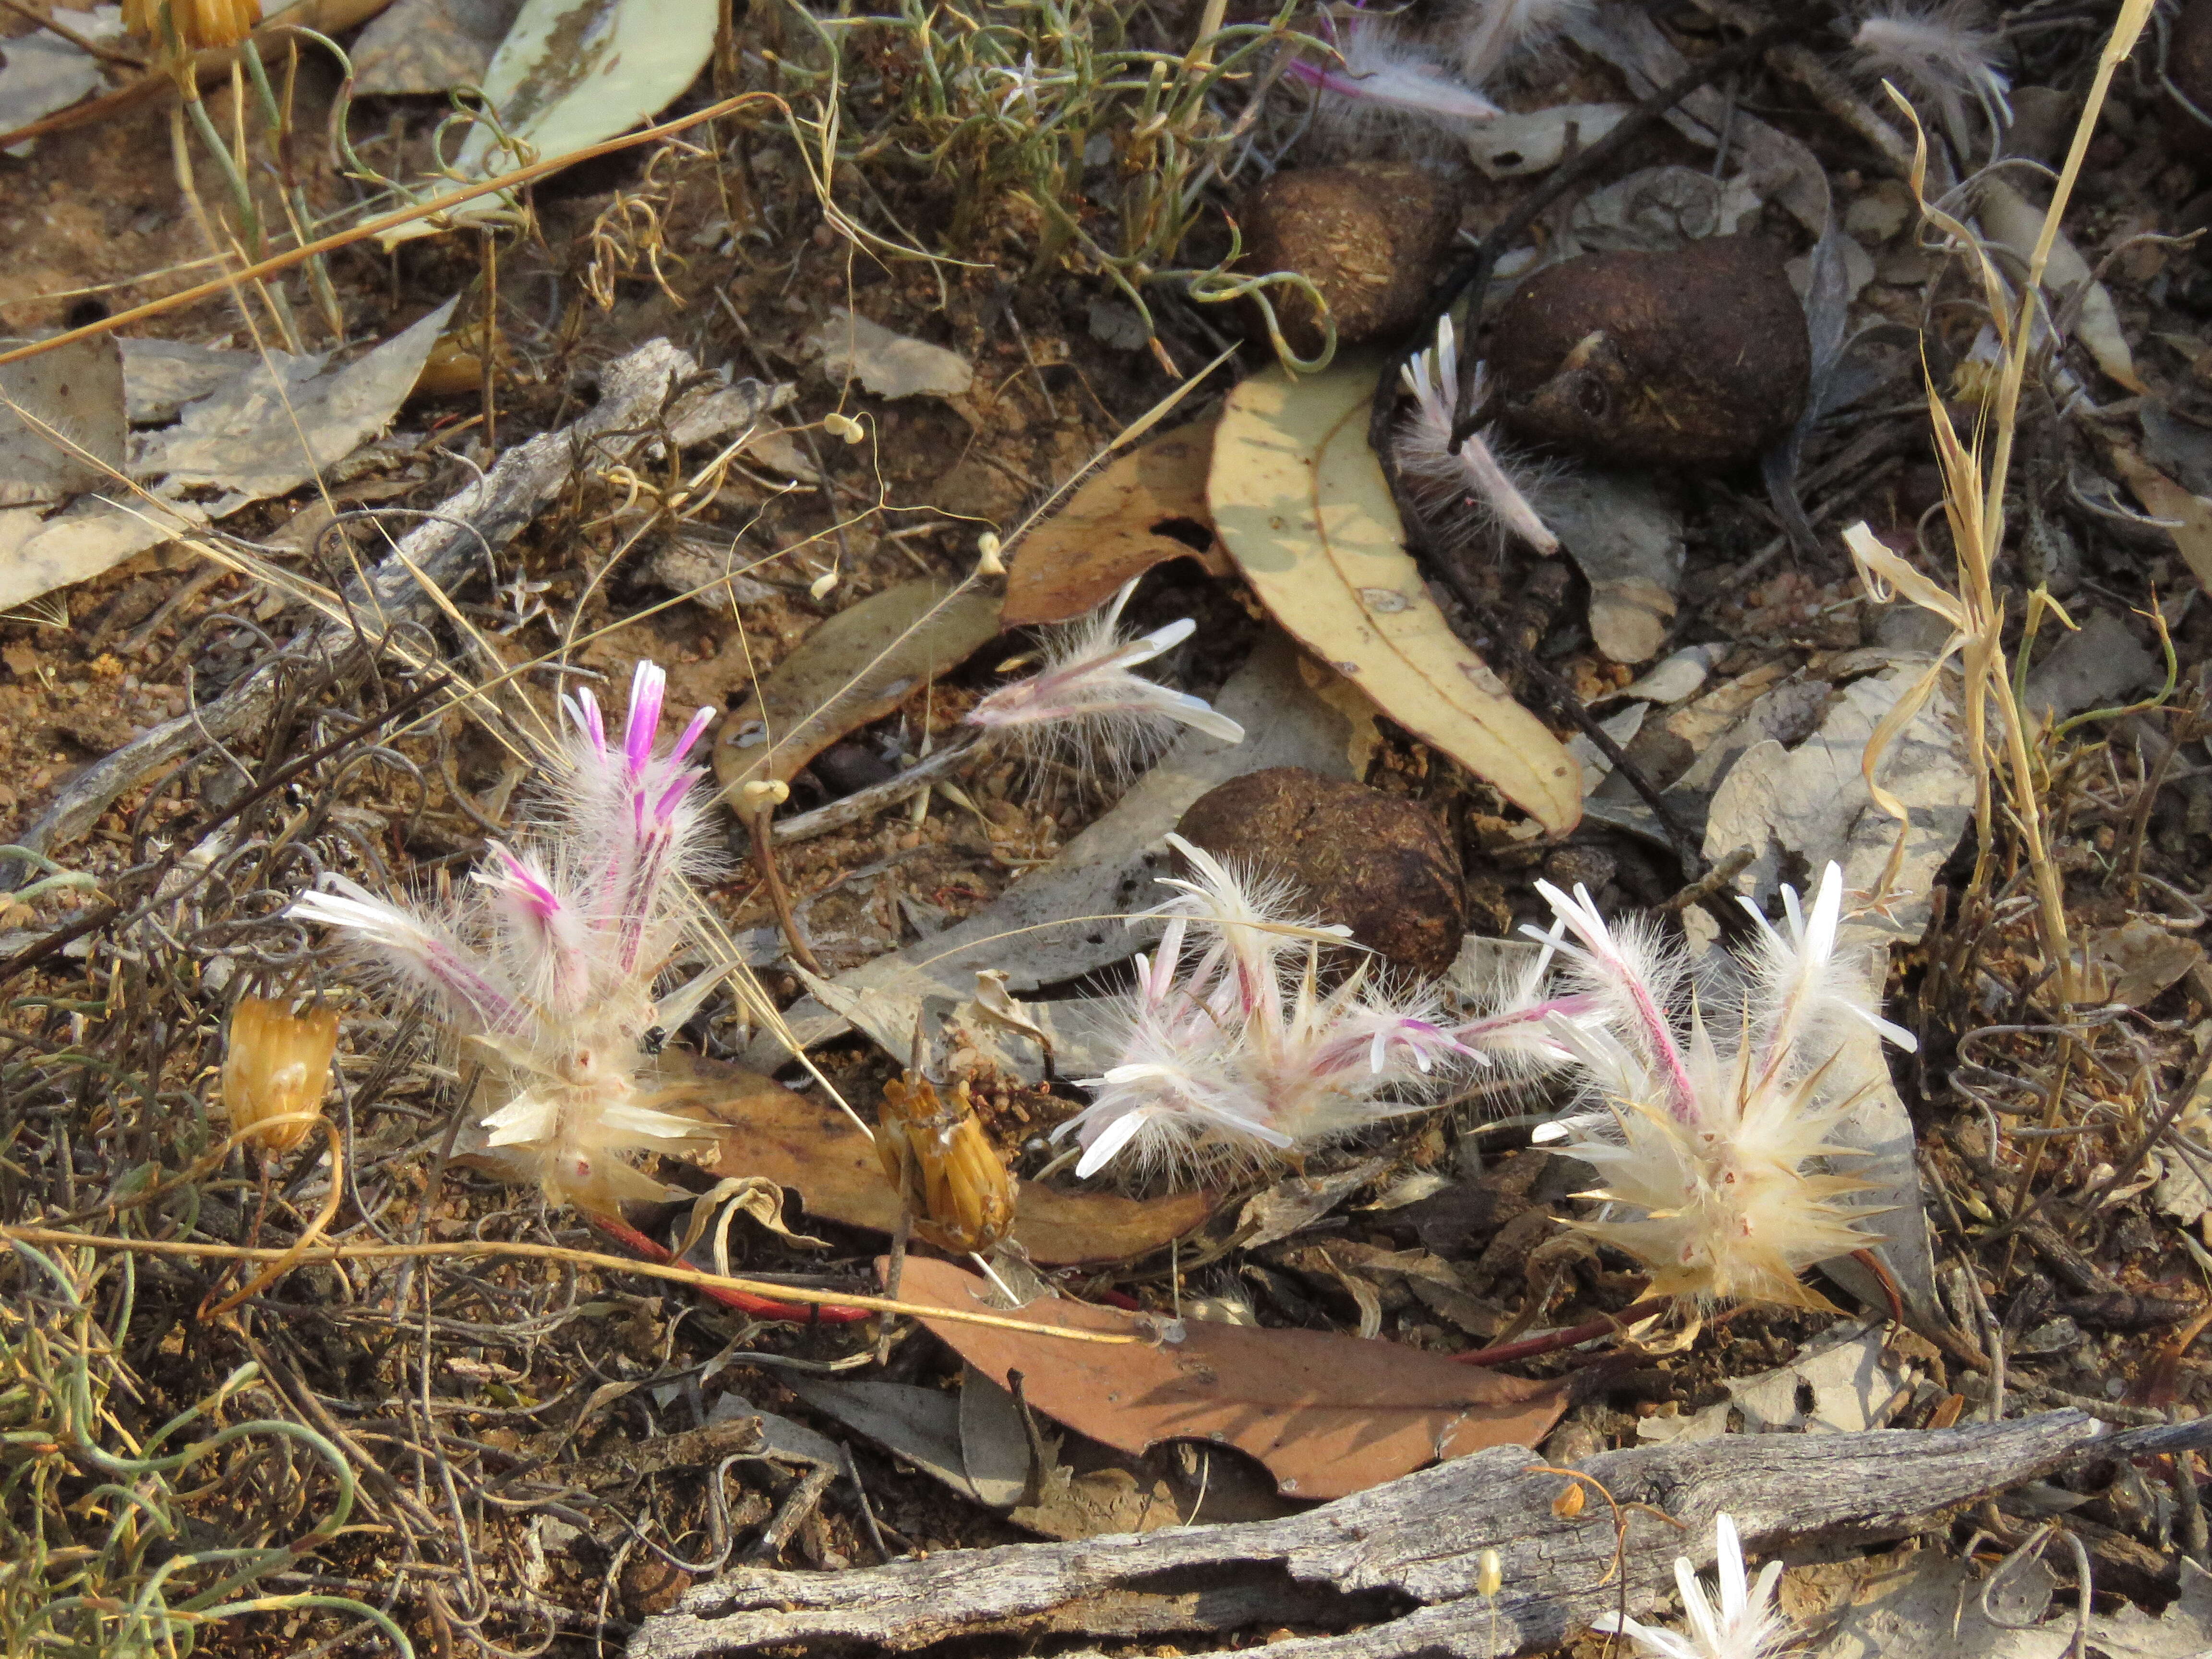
(628, 1412, 2195, 1659)
(6, 341, 760, 869)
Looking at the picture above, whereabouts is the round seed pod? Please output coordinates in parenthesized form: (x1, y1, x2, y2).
(1175, 767, 1465, 980)
(1489, 236, 1809, 471)
(1237, 163, 1465, 360)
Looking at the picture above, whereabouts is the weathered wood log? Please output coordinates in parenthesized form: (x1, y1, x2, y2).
(629, 1412, 2203, 1659)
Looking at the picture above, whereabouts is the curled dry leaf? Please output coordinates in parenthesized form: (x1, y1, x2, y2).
(889, 1255, 1574, 1501)
(1207, 357, 1580, 835)
(1001, 416, 1232, 627)
(675, 1054, 1216, 1266)
(710, 577, 1002, 812)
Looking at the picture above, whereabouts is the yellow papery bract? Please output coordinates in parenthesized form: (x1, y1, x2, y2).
(221, 998, 338, 1154)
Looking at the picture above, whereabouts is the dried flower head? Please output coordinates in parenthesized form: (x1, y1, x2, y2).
(1530, 864, 1915, 1310)
(1059, 836, 1586, 1182)
(222, 997, 338, 1154)
(1454, 0, 1594, 87)
(876, 1074, 1017, 1255)
(124, 0, 261, 52)
(1850, 2, 2011, 160)
(963, 579, 1243, 781)
(1593, 1513, 1794, 1659)
(1397, 314, 1560, 556)
(289, 661, 721, 1214)
(1286, 12, 1501, 136)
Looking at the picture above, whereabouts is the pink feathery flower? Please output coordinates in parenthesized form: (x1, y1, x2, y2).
(1850, 2, 2011, 160)
(1593, 1513, 1794, 1659)
(1060, 836, 1584, 1182)
(1397, 316, 1560, 556)
(1455, 0, 1594, 88)
(1536, 864, 1915, 1310)
(1286, 12, 1502, 129)
(290, 660, 722, 1214)
(964, 580, 1243, 781)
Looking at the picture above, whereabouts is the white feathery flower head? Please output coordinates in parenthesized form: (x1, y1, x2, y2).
(1593, 1513, 1794, 1659)
(1850, 2, 2011, 160)
(1455, 0, 1594, 88)
(1286, 12, 1501, 133)
(964, 579, 1243, 781)
(1397, 315, 1560, 556)
(289, 660, 722, 1214)
(1059, 835, 1587, 1183)
(1530, 864, 1915, 1310)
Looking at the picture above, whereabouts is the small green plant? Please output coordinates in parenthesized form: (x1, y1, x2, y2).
(781, 0, 1336, 370)
(0, 1243, 411, 1658)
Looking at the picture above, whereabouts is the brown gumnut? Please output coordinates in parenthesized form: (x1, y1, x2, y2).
(1175, 767, 1465, 980)
(1235, 163, 1465, 359)
(1489, 235, 1809, 470)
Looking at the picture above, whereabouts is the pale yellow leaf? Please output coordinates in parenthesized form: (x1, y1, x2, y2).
(1207, 357, 1580, 834)
(2109, 448, 2212, 592)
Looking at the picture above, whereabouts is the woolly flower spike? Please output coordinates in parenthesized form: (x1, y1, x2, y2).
(1286, 12, 1501, 133)
(289, 661, 721, 1214)
(1455, 0, 1593, 88)
(1397, 316, 1559, 556)
(1059, 836, 1587, 1182)
(1850, 2, 2011, 161)
(964, 579, 1243, 781)
(1593, 1513, 1793, 1659)
(1528, 864, 1913, 1310)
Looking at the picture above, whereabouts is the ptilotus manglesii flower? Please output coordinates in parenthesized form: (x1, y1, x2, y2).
(1454, 0, 1594, 87)
(1286, 12, 1502, 133)
(1396, 314, 1561, 556)
(291, 662, 724, 1213)
(963, 578, 1243, 780)
(1532, 863, 1916, 1310)
(1593, 1513, 1796, 1659)
(1849, 1, 2012, 160)
(1058, 836, 1593, 1181)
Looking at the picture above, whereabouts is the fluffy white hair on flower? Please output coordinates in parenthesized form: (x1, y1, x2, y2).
(1530, 871, 1912, 1310)
(964, 579, 1242, 782)
(1850, 2, 2011, 161)
(289, 660, 721, 1214)
(1397, 315, 1560, 556)
(1454, 0, 1593, 87)
(1060, 836, 1595, 1183)
(1286, 11, 1501, 138)
(1593, 1513, 1793, 1659)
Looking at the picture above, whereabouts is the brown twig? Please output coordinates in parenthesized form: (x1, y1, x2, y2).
(748, 810, 824, 974)
(0, 0, 146, 65)
(1452, 1294, 1669, 1368)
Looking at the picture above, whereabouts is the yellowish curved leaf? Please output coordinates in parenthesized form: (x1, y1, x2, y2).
(1207, 356, 1580, 834)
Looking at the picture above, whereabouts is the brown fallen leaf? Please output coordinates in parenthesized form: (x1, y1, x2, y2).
(675, 1055, 1216, 1266)
(710, 577, 1001, 805)
(2112, 446, 2212, 592)
(890, 1256, 1574, 1500)
(1002, 417, 1233, 627)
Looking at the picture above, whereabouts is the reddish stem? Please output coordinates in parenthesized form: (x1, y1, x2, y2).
(586, 1214, 871, 1324)
(1453, 1295, 1671, 1368)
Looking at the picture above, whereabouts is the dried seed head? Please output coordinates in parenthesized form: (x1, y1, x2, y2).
(1476, 1550, 1503, 1599)
(222, 998, 338, 1154)
(876, 1075, 1016, 1255)
(125, 0, 262, 51)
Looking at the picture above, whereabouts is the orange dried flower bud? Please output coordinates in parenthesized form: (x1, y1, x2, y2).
(124, 0, 262, 53)
(875, 1075, 1015, 1256)
(222, 998, 338, 1153)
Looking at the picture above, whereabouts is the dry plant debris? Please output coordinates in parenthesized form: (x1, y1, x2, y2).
(2, 0, 2212, 1655)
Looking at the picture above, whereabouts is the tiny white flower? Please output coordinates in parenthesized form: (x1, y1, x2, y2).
(1593, 1513, 1793, 1659)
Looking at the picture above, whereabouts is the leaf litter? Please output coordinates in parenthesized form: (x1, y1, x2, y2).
(0, 0, 2208, 1651)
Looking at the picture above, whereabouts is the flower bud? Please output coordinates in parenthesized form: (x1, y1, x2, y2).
(875, 1074, 1015, 1256)
(222, 998, 338, 1154)
(125, 0, 262, 52)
